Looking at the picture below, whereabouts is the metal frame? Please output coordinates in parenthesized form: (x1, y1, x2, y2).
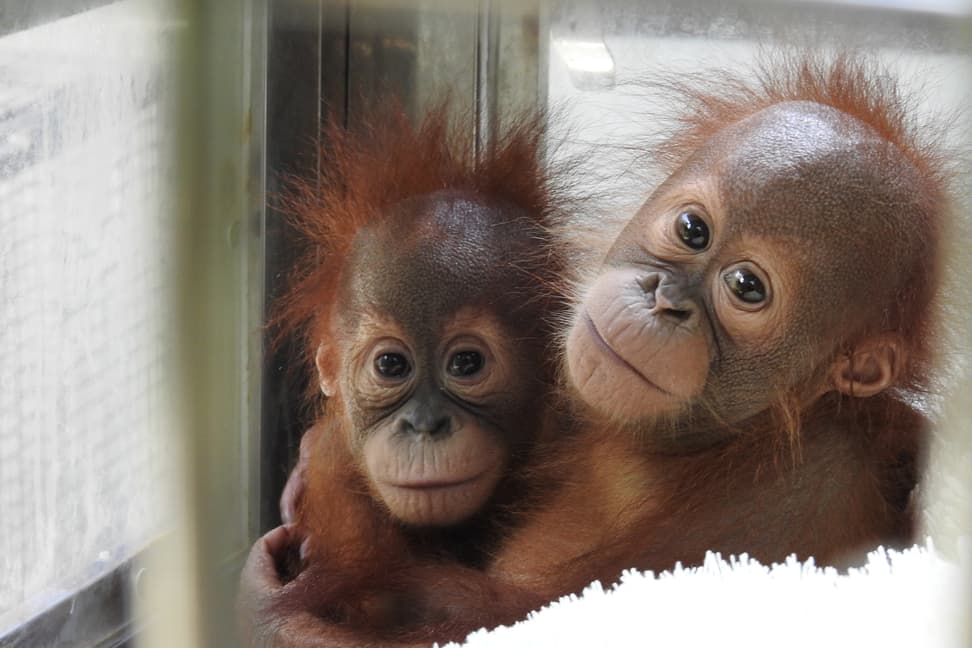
(0, 557, 140, 648)
(260, 0, 350, 532)
(0, 0, 117, 38)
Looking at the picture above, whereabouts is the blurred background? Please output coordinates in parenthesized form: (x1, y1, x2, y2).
(0, 1, 968, 646)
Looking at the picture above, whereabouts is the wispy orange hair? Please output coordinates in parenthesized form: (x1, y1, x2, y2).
(654, 52, 949, 188)
(272, 103, 567, 405)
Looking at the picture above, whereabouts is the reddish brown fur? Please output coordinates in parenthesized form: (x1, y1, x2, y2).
(264, 103, 572, 642)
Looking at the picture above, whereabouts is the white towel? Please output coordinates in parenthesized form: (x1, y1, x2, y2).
(449, 542, 969, 648)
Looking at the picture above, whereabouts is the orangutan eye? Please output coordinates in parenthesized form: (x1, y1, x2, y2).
(447, 351, 484, 377)
(375, 353, 411, 379)
(723, 268, 767, 304)
(676, 211, 711, 250)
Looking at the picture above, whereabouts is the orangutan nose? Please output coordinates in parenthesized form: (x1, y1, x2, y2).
(637, 272, 696, 326)
(401, 412, 452, 440)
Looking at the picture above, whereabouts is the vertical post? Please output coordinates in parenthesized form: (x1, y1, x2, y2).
(141, 0, 267, 645)
(475, 0, 499, 162)
(261, 0, 338, 534)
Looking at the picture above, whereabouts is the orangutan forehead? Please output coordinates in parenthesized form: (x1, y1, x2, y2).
(341, 249, 497, 335)
(371, 190, 540, 257)
(340, 192, 541, 334)
(718, 101, 886, 201)
(693, 101, 921, 246)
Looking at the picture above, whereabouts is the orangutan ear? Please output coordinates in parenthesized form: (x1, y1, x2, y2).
(829, 334, 905, 398)
(315, 343, 337, 397)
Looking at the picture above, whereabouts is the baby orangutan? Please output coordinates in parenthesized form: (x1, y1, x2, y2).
(238, 107, 568, 646)
(478, 51, 949, 610)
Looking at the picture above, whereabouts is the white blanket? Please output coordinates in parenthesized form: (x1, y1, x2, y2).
(451, 543, 969, 647)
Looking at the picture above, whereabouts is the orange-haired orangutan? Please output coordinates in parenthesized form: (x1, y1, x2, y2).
(237, 107, 569, 646)
(240, 53, 949, 646)
(467, 51, 946, 613)
(496, 51, 945, 581)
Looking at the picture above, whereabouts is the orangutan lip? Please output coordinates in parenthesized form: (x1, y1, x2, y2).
(386, 472, 484, 491)
(583, 312, 673, 397)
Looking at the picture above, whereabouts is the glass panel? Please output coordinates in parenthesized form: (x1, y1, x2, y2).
(0, 0, 178, 637)
(545, 1, 972, 210)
